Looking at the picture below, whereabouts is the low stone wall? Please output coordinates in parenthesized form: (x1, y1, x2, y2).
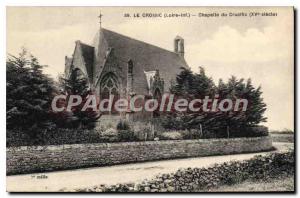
(78, 151, 294, 192)
(7, 136, 272, 175)
(270, 133, 294, 143)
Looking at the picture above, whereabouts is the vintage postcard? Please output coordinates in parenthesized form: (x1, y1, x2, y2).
(6, 7, 294, 192)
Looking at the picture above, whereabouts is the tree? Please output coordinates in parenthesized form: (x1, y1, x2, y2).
(163, 67, 218, 137)
(242, 78, 267, 126)
(163, 67, 267, 138)
(6, 48, 57, 138)
(215, 76, 267, 137)
(58, 70, 101, 129)
(170, 67, 215, 98)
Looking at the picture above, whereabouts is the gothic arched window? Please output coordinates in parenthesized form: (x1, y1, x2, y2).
(100, 72, 119, 114)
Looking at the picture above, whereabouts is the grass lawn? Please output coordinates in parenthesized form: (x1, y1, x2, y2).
(206, 176, 294, 192)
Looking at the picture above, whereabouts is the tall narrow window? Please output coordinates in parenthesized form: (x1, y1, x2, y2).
(127, 59, 134, 94)
(128, 59, 133, 74)
(153, 88, 162, 118)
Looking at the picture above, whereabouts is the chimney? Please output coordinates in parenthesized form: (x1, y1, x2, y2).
(174, 36, 184, 58)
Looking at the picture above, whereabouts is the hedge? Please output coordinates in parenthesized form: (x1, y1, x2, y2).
(7, 125, 268, 147)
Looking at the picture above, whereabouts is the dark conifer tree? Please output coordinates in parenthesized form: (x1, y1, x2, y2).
(164, 67, 267, 138)
(6, 48, 56, 138)
(59, 70, 101, 129)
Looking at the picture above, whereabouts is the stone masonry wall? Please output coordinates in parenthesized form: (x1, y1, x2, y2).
(7, 136, 272, 175)
(78, 150, 293, 192)
(270, 133, 294, 143)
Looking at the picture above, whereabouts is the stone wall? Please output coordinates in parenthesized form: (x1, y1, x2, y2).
(77, 151, 294, 192)
(7, 136, 272, 175)
(270, 133, 294, 143)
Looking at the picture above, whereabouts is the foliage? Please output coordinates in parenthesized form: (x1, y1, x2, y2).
(132, 123, 153, 141)
(116, 120, 130, 131)
(166, 67, 218, 134)
(159, 131, 183, 140)
(7, 127, 117, 146)
(6, 125, 269, 146)
(100, 128, 119, 142)
(115, 120, 136, 142)
(117, 130, 137, 142)
(164, 67, 267, 138)
(170, 67, 215, 97)
(216, 77, 267, 129)
(180, 129, 202, 139)
(7, 128, 94, 147)
(57, 71, 101, 129)
(6, 48, 57, 139)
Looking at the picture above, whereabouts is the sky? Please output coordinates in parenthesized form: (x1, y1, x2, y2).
(6, 7, 294, 130)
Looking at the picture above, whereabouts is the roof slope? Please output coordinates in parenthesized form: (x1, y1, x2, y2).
(94, 28, 189, 94)
(79, 42, 94, 80)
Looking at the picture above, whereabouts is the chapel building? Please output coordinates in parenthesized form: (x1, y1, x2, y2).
(64, 26, 189, 123)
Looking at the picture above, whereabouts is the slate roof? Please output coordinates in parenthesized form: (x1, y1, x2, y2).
(79, 42, 94, 80)
(64, 56, 73, 77)
(95, 28, 189, 93)
(73, 28, 189, 94)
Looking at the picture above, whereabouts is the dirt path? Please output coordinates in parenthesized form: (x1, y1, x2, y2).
(6, 142, 293, 192)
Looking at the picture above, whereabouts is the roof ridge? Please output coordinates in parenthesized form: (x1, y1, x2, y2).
(79, 41, 94, 48)
(101, 28, 179, 56)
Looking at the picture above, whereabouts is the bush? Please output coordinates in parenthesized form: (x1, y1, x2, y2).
(116, 120, 130, 131)
(7, 128, 101, 146)
(132, 123, 153, 141)
(249, 126, 269, 137)
(7, 129, 31, 147)
(101, 128, 117, 136)
(159, 131, 183, 140)
(180, 129, 201, 139)
(228, 126, 269, 138)
(160, 115, 186, 130)
(116, 120, 138, 142)
(101, 128, 119, 142)
(117, 130, 136, 142)
(7, 127, 120, 147)
(161, 113, 269, 139)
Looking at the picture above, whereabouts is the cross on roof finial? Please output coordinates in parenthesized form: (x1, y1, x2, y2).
(98, 11, 103, 28)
